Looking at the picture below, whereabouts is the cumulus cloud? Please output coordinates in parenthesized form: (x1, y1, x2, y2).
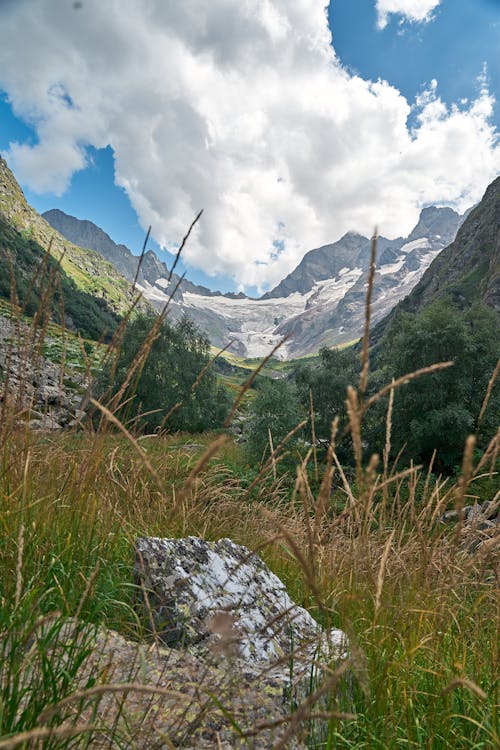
(0, 0, 498, 291)
(376, 1, 442, 29)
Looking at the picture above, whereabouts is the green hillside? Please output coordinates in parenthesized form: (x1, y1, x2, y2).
(0, 156, 149, 340)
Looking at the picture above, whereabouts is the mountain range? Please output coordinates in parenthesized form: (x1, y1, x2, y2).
(1, 153, 498, 360)
(43, 205, 466, 358)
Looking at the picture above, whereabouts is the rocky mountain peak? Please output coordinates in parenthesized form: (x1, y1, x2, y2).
(407, 204, 463, 244)
(42, 208, 220, 299)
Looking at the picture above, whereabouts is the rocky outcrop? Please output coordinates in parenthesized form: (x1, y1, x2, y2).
(23, 617, 308, 749)
(134, 537, 347, 685)
(373, 176, 500, 344)
(0, 314, 88, 429)
(20, 537, 352, 749)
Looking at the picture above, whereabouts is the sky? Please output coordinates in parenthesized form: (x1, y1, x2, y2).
(0, 0, 499, 295)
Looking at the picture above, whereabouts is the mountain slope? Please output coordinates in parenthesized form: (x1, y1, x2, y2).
(0, 156, 148, 339)
(145, 205, 465, 357)
(42, 208, 215, 298)
(373, 175, 500, 343)
(263, 233, 403, 299)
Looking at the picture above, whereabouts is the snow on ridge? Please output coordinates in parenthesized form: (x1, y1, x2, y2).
(399, 237, 430, 254)
(310, 268, 363, 305)
(182, 289, 309, 321)
(379, 257, 405, 275)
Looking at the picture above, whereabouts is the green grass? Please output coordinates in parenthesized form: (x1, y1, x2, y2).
(0, 421, 498, 748)
(0, 286, 498, 747)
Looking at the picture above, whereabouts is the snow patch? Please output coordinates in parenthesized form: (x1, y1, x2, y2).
(310, 268, 363, 305)
(399, 237, 430, 254)
(379, 257, 405, 275)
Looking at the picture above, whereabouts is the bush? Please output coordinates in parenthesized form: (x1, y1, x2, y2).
(295, 346, 360, 444)
(378, 300, 499, 471)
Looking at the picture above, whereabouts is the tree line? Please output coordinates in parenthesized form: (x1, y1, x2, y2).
(97, 298, 498, 475)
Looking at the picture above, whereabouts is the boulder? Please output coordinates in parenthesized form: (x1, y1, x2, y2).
(440, 501, 499, 554)
(18, 616, 308, 749)
(134, 537, 347, 685)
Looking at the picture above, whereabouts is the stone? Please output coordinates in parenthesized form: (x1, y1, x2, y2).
(134, 536, 347, 685)
(19, 616, 307, 749)
(0, 312, 88, 430)
(440, 501, 499, 554)
(29, 416, 63, 430)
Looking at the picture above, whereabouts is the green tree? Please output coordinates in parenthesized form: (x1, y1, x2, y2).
(97, 313, 231, 432)
(379, 300, 499, 471)
(245, 379, 305, 463)
(295, 346, 359, 447)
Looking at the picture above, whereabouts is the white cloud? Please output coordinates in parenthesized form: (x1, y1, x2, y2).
(0, 0, 498, 292)
(376, 1, 442, 29)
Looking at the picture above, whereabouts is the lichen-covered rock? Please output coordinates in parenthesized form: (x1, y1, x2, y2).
(134, 536, 347, 683)
(20, 616, 308, 749)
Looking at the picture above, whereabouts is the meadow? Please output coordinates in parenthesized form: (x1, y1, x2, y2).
(1, 394, 498, 747)
(0, 249, 498, 748)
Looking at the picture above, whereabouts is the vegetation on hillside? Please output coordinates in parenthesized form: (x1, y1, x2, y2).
(0, 216, 122, 341)
(245, 299, 499, 475)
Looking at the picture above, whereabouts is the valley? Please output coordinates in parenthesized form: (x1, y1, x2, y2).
(1, 153, 499, 750)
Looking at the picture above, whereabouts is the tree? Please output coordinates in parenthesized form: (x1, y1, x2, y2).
(245, 379, 305, 463)
(97, 313, 231, 432)
(295, 346, 359, 447)
(379, 300, 499, 471)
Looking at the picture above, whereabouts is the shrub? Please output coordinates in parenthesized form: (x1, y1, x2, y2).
(245, 378, 305, 463)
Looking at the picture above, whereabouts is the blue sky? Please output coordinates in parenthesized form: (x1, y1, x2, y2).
(332, 0, 500, 124)
(0, 0, 499, 294)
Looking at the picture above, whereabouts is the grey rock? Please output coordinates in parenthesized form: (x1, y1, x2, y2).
(29, 416, 62, 430)
(18, 616, 308, 749)
(37, 384, 64, 406)
(0, 313, 88, 430)
(440, 501, 499, 554)
(134, 536, 347, 682)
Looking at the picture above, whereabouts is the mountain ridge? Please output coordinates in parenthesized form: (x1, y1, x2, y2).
(4, 153, 488, 360)
(0, 157, 147, 321)
(42, 208, 219, 299)
(45, 201, 468, 358)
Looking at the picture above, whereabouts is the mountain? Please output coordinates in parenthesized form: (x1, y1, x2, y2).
(45, 198, 467, 358)
(170, 209, 464, 357)
(42, 208, 215, 298)
(0, 156, 148, 339)
(404, 205, 467, 245)
(262, 233, 403, 299)
(373, 176, 500, 342)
